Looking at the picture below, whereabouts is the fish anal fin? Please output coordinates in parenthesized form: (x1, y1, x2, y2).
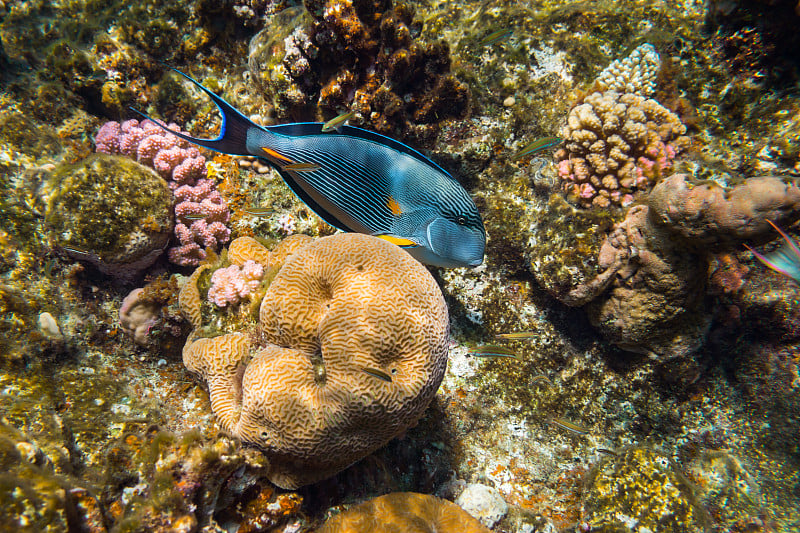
(375, 234, 419, 248)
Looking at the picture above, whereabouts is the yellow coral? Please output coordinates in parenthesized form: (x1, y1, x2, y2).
(317, 492, 491, 533)
(181, 233, 449, 488)
(179, 264, 210, 329)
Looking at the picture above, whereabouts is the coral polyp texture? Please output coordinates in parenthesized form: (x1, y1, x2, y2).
(575, 175, 800, 357)
(317, 492, 491, 533)
(594, 43, 661, 96)
(180, 233, 449, 488)
(95, 119, 232, 266)
(44, 154, 173, 280)
(95, 119, 206, 183)
(555, 91, 690, 208)
(248, 0, 469, 140)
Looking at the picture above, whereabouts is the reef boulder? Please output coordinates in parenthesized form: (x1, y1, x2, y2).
(44, 154, 173, 280)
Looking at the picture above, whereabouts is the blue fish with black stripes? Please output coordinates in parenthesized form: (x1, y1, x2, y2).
(135, 68, 486, 268)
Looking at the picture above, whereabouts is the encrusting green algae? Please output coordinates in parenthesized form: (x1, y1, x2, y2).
(2, 0, 800, 531)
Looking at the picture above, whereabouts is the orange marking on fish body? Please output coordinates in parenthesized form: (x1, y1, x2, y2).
(387, 196, 403, 216)
(261, 147, 294, 163)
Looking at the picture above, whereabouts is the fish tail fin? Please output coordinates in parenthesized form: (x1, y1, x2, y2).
(767, 219, 800, 259)
(130, 64, 257, 156)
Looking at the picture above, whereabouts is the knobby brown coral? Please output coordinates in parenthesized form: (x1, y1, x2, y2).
(248, 0, 469, 141)
(181, 233, 449, 488)
(555, 91, 690, 208)
(316, 492, 491, 533)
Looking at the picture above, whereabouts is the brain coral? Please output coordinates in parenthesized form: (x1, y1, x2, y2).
(317, 492, 491, 533)
(181, 233, 449, 488)
(555, 90, 690, 209)
(45, 154, 173, 279)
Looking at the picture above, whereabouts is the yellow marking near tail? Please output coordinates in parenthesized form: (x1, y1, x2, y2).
(386, 196, 403, 216)
(376, 235, 419, 247)
(261, 147, 294, 163)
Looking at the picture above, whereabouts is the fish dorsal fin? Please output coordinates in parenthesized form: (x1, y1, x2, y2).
(132, 64, 260, 156)
(266, 122, 454, 179)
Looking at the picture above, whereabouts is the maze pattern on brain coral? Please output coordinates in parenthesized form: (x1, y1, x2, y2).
(182, 233, 449, 488)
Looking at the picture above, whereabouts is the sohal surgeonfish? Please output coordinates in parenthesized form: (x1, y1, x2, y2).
(135, 67, 486, 268)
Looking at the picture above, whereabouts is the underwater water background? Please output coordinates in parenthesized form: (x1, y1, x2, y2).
(2, 0, 800, 531)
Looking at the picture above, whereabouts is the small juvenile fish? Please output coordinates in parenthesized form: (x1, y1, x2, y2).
(467, 345, 521, 360)
(243, 206, 275, 216)
(480, 28, 513, 47)
(597, 448, 618, 456)
(182, 213, 206, 221)
(513, 136, 563, 160)
(284, 162, 322, 172)
(321, 111, 355, 133)
(530, 374, 553, 387)
(361, 366, 393, 382)
(548, 417, 589, 435)
(495, 331, 537, 340)
(62, 246, 91, 256)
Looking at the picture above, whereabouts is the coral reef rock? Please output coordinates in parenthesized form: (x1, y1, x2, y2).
(555, 90, 690, 208)
(248, 0, 469, 140)
(317, 492, 491, 533)
(583, 447, 708, 533)
(543, 174, 800, 358)
(44, 154, 173, 280)
(180, 233, 450, 488)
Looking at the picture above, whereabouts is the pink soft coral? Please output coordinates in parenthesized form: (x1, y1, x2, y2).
(207, 260, 265, 307)
(95, 119, 231, 266)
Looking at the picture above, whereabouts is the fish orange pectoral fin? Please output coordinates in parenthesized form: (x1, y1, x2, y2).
(375, 234, 420, 248)
(261, 147, 295, 163)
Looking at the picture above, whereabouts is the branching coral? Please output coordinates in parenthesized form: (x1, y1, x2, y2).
(594, 43, 661, 96)
(555, 91, 690, 208)
(180, 233, 449, 488)
(95, 119, 232, 266)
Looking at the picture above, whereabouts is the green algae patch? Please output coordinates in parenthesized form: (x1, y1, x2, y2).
(0, 110, 63, 161)
(583, 446, 709, 533)
(528, 194, 620, 302)
(44, 154, 173, 278)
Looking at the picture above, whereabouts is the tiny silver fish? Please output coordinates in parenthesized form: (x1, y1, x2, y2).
(182, 213, 206, 221)
(467, 345, 521, 360)
(513, 136, 563, 161)
(530, 374, 553, 387)
(321, 111, 355, 133)
(480, 28, 513, 47)
(361, 366, 393, 382)
(495, 331, 537, 340)
(548, 417, 589, 435)
(284, 162, 322, 172)
(243, 206, 275, 216)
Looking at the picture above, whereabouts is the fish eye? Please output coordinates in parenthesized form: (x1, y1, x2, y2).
(456, 216, 467, 225)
